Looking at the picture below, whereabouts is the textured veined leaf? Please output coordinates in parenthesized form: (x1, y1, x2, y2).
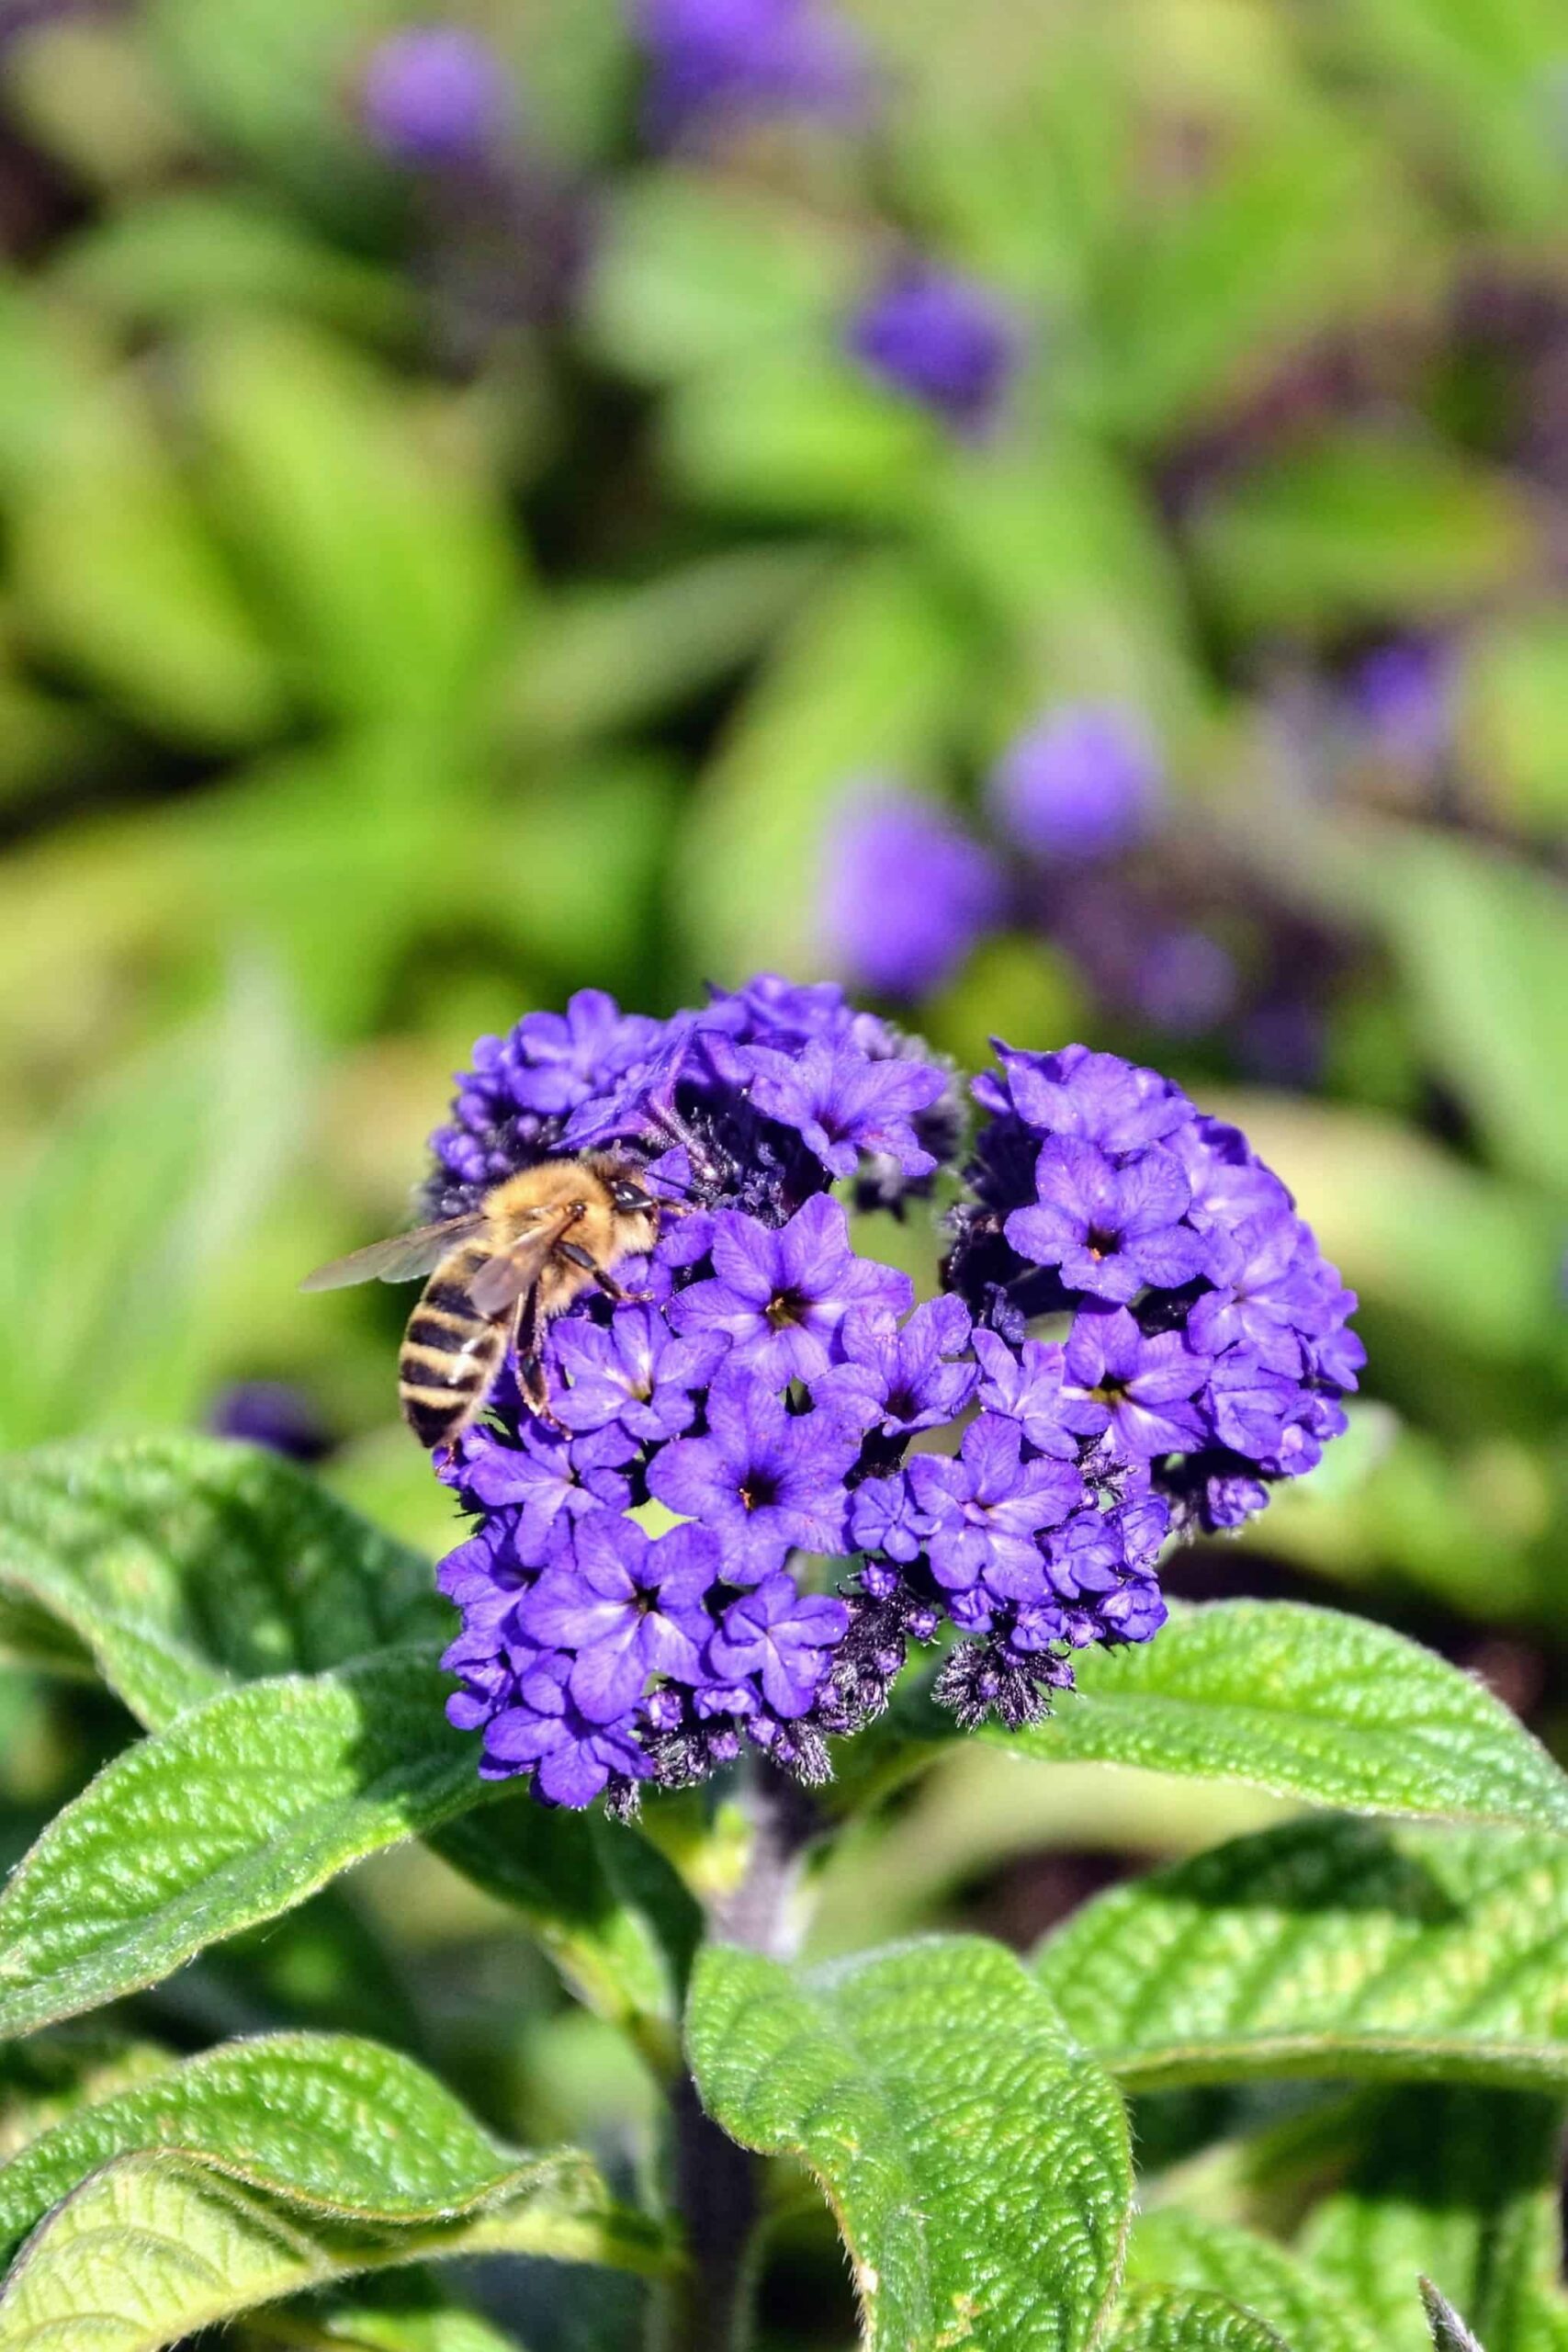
(1034, 1818, 1568, 2093)
(1301, 2089, 1564, 2352)
(1126, 2211, 1374, 2352)
(0, 1436, 446, 1725)
(0, 2032, 619, 2263)
(686, 1936, 1132, 2352)
(1102, 2287, 1291, 2349)
(0, 1647, 491, 2042)
(0, 2143, 659, 2352)
(981, 1604, 1568, 1837)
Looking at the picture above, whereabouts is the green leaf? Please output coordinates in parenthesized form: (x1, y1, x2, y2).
(973, 1602, 1568, 1835)
(1421, 2280, 1486, 2352)
(0, 1436, 446, 1727)
(52, 191, 415, 342)
(665, 350, 940, 525)
(1127, 2211, 1374, 2352)
(1366, 831, 1568, 1195)
(686, 1935, 1132, 2352)
(0, 2143, 655, 2352)
(502, 546, 829, 746)
(1102, 2287, 1291, 2349)
(269, 2271, 526, 2350)
(186, 315, 517, 725)
(6, 367, 287, 747)
(1190, 431, 1536, 634)
(0, 1646, 489, 2041)
(0, 970, 306, 1450)
(430, 1799, 700, 2074)
(1301, 2090, 1564, 2352)
(674, 550, 974, 984)
(583, 171, 859, 386)
(0, 2031, 590, 2260)
(1034, 1817, 1568, 2093)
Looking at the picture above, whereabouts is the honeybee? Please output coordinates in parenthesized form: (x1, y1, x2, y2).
(300, 1154, 662, 1448)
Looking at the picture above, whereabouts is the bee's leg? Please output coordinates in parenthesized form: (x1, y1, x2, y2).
(510, 1288, 567, 1430)
(557, 1240, 653, 1308)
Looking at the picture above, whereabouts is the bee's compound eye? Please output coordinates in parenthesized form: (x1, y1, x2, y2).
(612, 1180, 656, 1214)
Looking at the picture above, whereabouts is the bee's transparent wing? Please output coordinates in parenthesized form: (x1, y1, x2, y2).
(299, 1215, 488, 1292)
(467, 1213, 580, 1318)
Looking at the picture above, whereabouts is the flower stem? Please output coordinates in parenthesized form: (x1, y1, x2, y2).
(659, 1758, 822, 2352)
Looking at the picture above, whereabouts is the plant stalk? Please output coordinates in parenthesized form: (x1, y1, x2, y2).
(659, 1758, 822, 2352)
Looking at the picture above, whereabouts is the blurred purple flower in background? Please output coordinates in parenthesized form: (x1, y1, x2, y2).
(633, 0, 870, 141)
(987, 705, 1166, 862)
(359, 26, 511, 168)
(1349, 636, 1455, 770)
(845, 262, 1021, 435)
(209, 1380, 333, 1464)
(1129, 928, 1239, 1036)
(822, 789, 1003, 1000)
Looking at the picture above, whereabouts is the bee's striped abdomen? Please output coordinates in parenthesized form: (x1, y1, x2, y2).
(398, 1247, 502, 1450)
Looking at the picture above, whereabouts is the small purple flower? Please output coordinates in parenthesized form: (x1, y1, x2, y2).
(672, 1193, 913, 1383)
(648, 1369, 859, 1581)
(1101, 1580, 1167, 1642)
(359, 27, 510, 167)
(813, 1295, 977, 1436)
(821, 789, 1004, 1001)
(744, 1037, 947, 1180)
(978, 1042, 1193, 1156)
(845, 262, 1021, 436)
(705, 1571, 850, 1717)
(519, 1516, 717, 1722)
(504, 989, 666, 1119)
(482, 1656, 651, 1806)
(1187, 1211, 1327, 1374)
(987, 706, 1164, 864)
(552, 1306, 728, 1442)
(1201, 1346, 1302, 1460)
(908, 1415, 1081, 1600)
(848, 1469, 928, 1565)
(457, 1423, 632, 1563)
(1061, 1306, 1208, 1458)
(1168, 1115, 1294, 1235)
(970, 1330, 1078, 1460)
(1006, 1136, 1211, 1302)
(634, 0, 870, 141)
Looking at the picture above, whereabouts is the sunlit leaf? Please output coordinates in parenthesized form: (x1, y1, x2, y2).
(1035, 1817, 1568, 2091)
(687, 1936, 1132, 2352)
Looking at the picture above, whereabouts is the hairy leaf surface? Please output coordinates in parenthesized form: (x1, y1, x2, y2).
(0, 1436, 446, 1724)
(1127, 2211, 1374, 2352)
(0, 2143, 658, 2352)
(1034, 1818, 1568, 2091)
(0, 1647, 488, 2041)
(687, 1935, 1131, 2352)
(1103, 2287, 1291, 2349)
(986, 1606, 1568, 1835)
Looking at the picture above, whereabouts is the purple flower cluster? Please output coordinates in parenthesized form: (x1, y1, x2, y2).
(430, 981, 1360, 1807)
(923, 1040, 1362, 1719)
(433, 975, 968, 1807)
